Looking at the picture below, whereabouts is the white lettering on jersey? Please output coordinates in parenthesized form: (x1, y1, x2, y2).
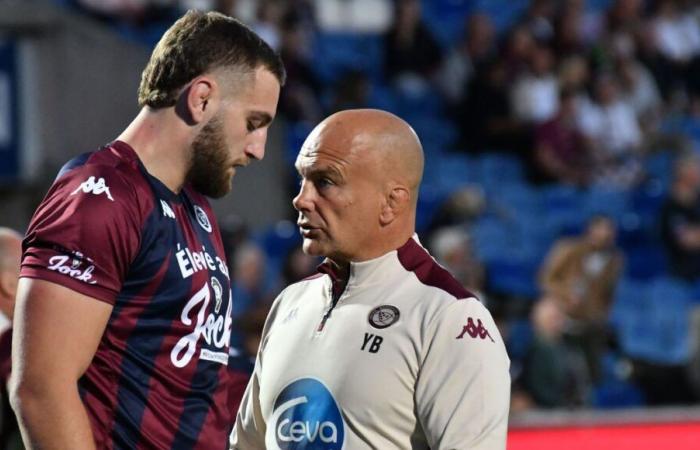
(47, 255, 97, 284)
(170, 282, 232, 368)
(161, 200, 175, 219)
(175, 244, 229, 280)
(70, 176, 114, 201)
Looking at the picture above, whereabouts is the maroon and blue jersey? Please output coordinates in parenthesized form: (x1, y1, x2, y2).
(20, 141, 237, 449)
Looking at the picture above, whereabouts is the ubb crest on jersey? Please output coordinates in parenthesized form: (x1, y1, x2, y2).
(267, 378, 345, 450)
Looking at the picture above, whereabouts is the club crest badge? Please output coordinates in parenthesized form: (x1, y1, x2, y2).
(368, 305, 400, 329)
(194, 205, 212, 233)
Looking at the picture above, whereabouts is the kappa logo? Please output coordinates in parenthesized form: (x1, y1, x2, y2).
(161, 200, 175, 219)
(368, 305, 400, 329)
(456, 317, 495, 342)
(194, 205, 212, 232)
(71, 176, 114, 201)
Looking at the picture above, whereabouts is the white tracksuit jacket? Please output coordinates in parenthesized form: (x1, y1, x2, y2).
(231, 236, 510, 450)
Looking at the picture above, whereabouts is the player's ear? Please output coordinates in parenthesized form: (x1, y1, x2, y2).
(184, 75, 219, 125)
(380, 185, 410, 225)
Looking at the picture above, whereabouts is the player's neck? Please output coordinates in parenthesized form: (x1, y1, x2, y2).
(117, 107, 192, 194)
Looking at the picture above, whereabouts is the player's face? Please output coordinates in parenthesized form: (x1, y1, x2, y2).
(188, 67, 280, 198)
(293, 128, 385, 262)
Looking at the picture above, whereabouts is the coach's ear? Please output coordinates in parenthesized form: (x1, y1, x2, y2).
(380, 184, 410, 226)
(181, 75, 220, 125)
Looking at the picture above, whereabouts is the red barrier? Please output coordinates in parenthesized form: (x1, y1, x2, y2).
(508, 422, 700, 450)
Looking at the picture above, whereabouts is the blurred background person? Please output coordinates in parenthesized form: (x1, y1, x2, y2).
(517, 296, 589, 409)
(531, 87, 592, 186)
(661, 154, 700, 280)
(539, 215, 624, 383)
(0, 228, 23, 450)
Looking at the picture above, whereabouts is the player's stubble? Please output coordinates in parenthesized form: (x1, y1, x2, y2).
(187, 114, 232, 198)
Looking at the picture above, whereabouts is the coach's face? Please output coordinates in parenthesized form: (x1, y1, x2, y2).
(293, 118, 385, 263)
(189, 67, 280, 198)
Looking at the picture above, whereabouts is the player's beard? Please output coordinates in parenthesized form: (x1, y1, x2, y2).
(188, 115, 232, 198)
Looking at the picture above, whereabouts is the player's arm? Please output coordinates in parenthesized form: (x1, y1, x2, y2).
(10, 278, 113, 450)
(415, 298, 510, 450)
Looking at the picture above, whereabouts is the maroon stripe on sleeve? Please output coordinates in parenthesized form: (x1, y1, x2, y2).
(396, 238, 475, 300)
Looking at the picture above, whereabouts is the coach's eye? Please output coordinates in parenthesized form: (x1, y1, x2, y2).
(317, 177, 333, 188)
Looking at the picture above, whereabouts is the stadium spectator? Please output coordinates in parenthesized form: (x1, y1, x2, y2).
(531, 88, 592, 186)
(616, 53, 663, 127)
(520, 0, 556, 44)
(651, 0, 700, 84)
(510, 45, 559, 125)
(456, 58, 532, 153)
(0, 228, 21, 450)
(232, 109, 510, 449)
(427, 184, 487, 233)
(539, 215, 624, 382)
(436, 12, 497, 106)
(244, 0, 286, 50)
(576, 73, 645, 188)
(12, 11, 283, 449)
(230, 241, 273, 350)
(327, 70, 371, 114)
(557, 54, 591, 94)
(661, 154, 700, 280)
(280, 244, 319, 286)
(502, 25, 537, 80)
(383, 0, 443, 95)
(314, 0, 393, 34)
(518, 296, 589, 408)
(552, 2, 590, 58)
(428, 226, 486, 298)
(278, 12, 323, 123)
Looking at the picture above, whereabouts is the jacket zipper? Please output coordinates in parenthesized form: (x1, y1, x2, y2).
(317, 280, 347, 332)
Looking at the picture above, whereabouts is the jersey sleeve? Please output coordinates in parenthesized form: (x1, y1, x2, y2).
(20, 165, 143, 305)
(415, 297, 511, 450)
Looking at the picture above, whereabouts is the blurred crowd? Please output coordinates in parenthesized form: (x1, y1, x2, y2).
(44, 0, 700, 413)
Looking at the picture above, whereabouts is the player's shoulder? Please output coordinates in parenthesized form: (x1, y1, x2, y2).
(55, 141, 148, 197)
(396, 237, 477, 303)
(50, 142, 156, 211)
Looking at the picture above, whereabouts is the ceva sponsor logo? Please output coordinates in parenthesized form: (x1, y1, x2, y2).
(266, 378, 345, 450)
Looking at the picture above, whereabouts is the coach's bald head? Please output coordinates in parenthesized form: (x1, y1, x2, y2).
(294, 109, 424, 262)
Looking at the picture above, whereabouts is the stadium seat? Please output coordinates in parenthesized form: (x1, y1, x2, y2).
(486, 257, 540, 300)
(312, 32, 385, 83)
(624, 244, 668, 280)
(611, 277, 693, 365)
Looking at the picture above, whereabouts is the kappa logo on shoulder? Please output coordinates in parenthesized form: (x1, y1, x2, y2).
(71, 176, 114, 201)
(161, 200, 175, 219)
(456, 317, 495, 343)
